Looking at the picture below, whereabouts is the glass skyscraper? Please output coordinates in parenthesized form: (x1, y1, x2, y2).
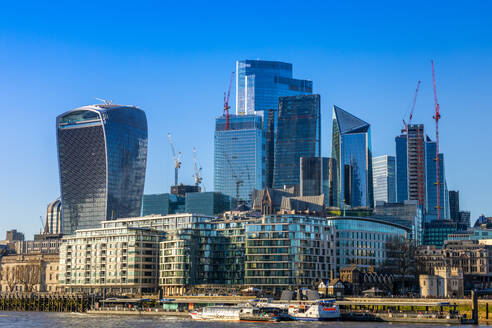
(273, 95, 321, 189)
(331, 105, 374, 208)
(395, 135, 408, 203)
(214, 114, 265, 202)
(425, 138, 450, 220)
(235, 59, 312, 188)
(300, 157, 336, 206)
(56, 104, 148, 235)
(372, 155, 396, 205)
(235, 60, 312, 115)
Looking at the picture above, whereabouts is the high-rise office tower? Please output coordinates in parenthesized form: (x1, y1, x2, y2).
(214, 114, 265, 202)
(458, 210, 471, 228)
(332, 105, 374, 208)
(235, 60, 312, 115)
(372, 155, 396, 205)
(273, 95, 321, 189)
(448, 190, 460, 222)
(44, 198, 62, 235)
(57, 104, 148, 235)
(300, 157, 336, 206)
(395, 124, 450, 220)
(395, 124, 425, 206)
(236, 60, 312, 188)
(425, 137, 449, 220)
(407, 124, 426, 205)
(395, 134, 408, 203)
(257, 108, 276, 188)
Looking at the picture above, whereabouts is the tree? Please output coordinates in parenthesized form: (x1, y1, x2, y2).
(381, 236, 417, 294)
(5, 267, 17, 292)
(16, 265, 41, 292)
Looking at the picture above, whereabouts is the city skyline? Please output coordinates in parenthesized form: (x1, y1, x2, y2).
(1, 1, 492, 237)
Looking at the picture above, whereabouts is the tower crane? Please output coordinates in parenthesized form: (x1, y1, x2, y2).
(192, 147, 204, 191)
(431, 60, 442, 220)
(167, 133, 181, 186)
(402, 80, 421, 134)
(39, 215, 45, 234)
(224, 152, 243, 201)
(224, 72, 234, 130)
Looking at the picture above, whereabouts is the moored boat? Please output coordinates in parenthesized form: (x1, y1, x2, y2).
(189, 306, 251, 321)
(288, 299, 340, 321)
(239, 307, 293, 322)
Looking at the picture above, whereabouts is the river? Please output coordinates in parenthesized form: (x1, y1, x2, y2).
(0, 312, 488, 328)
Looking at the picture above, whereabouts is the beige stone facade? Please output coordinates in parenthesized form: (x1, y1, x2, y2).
(0, 253, 60, 293)
(419, 266, 463, 298)
(59, 226, 163, 294)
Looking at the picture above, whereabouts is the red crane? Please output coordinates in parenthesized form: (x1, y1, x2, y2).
(224, 71, 234, 130)
(432, 60, 442, 220)
(402, 80, 421, 134)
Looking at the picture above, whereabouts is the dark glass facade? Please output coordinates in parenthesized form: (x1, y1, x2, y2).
(142, 193, 185, 216)
(423, 219, 459, 248)
(185, 192, 235, 216)
(300, 157, 336, 206)
(331, 106, 373, 208)
(395, 135, 408, 203)
(424, 139, 449, 220)
(235, 60, 312, 189)
(273, 95, 321, 189)
(449, 190, 460, 222)
(57, 104, 148, 235)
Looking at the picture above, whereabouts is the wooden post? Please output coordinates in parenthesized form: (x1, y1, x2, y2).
(486, 302, 489, 320)
(472, 290, 478, 324)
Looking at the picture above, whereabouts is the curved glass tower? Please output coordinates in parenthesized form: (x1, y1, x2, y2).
(56, 104, 148, 235)
(332, 105, 373, 208)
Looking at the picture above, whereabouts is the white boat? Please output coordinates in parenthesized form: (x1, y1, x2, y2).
(288, 299, 340, 321)
(189, 306, 253, 321)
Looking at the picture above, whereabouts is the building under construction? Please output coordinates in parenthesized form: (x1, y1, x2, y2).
(395, 124, 449, 220)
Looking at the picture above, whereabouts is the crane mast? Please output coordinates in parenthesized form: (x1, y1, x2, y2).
(431, 60, 442, 220)
(192, 147, 204, 190)
(167, 133, 181, 186)
(224, 152, 243, 201)
(402, 80, 421, 134)
(224, 72, 234, 130)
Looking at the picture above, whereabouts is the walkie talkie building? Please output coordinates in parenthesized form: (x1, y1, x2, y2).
(56, 104, 148, 235)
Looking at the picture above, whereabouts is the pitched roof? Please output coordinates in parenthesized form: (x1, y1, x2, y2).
(252, 187, 295, 211)
(280, 195, 325, 212)
(333, 105, 370, 134)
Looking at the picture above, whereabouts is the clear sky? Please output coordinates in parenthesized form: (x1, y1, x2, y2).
(1, 1, 491, 238)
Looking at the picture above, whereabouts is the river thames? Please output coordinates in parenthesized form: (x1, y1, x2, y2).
(0, 312, 488, 328)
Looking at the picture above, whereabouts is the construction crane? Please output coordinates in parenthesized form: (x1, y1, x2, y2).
(432, 60, 442, 220)
(224, 72, 234, 130)
(402, 80, 422, 133)
(224, 152, 243, 201)
(192, 147, 204, 191)
(167, 133, 181, 186)
(39, 215, 45, 234)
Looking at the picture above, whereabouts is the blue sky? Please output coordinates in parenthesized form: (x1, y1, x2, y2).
(1, 1, 491, 238)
